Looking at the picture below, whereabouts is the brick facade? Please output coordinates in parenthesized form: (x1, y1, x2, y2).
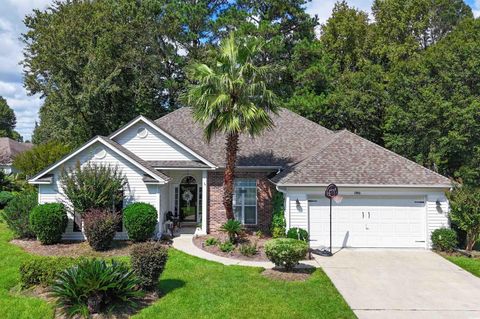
(207, 171, 275, 233)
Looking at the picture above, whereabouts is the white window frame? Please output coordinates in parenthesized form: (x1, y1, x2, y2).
(233, 178, 257, 225)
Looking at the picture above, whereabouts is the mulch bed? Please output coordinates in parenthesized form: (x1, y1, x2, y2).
(437, 249, 480, 258)
(10, 238, 170, 258)
(17, 285, 158, 319)
(262, 268, 315, 282)
(193, 233, 270, 262)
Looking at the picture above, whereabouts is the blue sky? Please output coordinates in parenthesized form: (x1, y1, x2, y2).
(0, 0, 478, 141)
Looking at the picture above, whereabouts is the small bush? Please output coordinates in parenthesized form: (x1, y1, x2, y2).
(0, 191, 14, 209)
(30, 203, 68, 245)
(19, 256, 77, 288)
(131, 242, 168, 290)
(255, 230, 264, 238)
(265, 238, 308, 271)
(431, 228, 458, 252)
(220, 219, 242, 243)
(219, 241, 234, 252)
(123, 202, 158, 242)
(205, 237, 219, 246)
(0, 190, 37, 238)
(83, 209, 120, 251)
(287, 227, 309, 242)
(50, 259, 143, 317)
(239, 242, 257, 256)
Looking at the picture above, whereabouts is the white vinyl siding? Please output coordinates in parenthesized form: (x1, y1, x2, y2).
(112, 122, 196, 161)
(426, 193, 449, 247)
(233, 179, 257, 225)
(37, 142, 160, 240)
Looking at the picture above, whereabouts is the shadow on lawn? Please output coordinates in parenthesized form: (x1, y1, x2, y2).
(159, 279, 186, 295)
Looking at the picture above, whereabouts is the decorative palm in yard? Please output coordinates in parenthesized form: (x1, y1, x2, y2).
(183, 33, 279, 220)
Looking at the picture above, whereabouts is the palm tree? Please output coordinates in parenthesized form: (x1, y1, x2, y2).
(183, 33, 279, 220)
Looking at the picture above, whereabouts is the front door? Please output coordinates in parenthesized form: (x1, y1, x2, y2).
(179, 184, 197, 222)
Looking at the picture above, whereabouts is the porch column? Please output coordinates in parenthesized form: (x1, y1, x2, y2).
(201, 170, 208, 234)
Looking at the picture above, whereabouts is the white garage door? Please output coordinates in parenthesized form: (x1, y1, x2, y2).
(308, 196, 426, 248)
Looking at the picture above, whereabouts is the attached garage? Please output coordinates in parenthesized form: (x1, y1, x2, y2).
(308, 196, 426, 248)
(271, 130, 452, 249)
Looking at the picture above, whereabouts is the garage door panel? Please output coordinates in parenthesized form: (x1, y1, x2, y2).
(308, 196, 426, 248)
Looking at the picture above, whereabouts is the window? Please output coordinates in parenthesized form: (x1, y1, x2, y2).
(233, 179, 257, 224)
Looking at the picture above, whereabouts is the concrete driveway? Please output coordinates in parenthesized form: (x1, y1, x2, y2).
(314, 249, 480, 319)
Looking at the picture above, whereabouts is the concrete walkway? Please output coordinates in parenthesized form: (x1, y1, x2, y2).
(171, 233, 319, 269)
(314, 249, 480, 319)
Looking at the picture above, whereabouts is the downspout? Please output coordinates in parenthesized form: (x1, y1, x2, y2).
(275, 185, 290, 230)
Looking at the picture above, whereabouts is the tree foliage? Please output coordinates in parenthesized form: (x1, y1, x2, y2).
(0, 96, 22, 141)
(448, 186, 480, 251)
(21, 0, 480, 187)
(13, 141, 72, 177)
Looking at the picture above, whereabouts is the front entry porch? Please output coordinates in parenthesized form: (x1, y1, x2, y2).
(158, 169, 208, 236)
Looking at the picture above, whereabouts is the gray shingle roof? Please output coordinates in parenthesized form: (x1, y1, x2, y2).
(0, 137, 33, 165)
(147, 160, 209, 168)
(155, 107, 334, 167)
(271, 130, 451, 186)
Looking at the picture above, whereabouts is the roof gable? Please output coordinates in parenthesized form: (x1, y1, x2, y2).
(272, 130, 451, 187)
(110, 116, 216, 168)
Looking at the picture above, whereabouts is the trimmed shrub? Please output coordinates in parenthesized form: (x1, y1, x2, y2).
(265, 238, 308, 271)
(0, 191, 14, 209)
(19, 256, 77, 288)
(60, 162, 126, 214)
(131, 242, 168, 290)
(431, 228, 458, 252)
(50, 259, 143, 316)
(205, 237, 219, 246)
(220, 219, 243, 243)
(29, 203, 68, 245)
(83, 209, 120, 251)
(219, 241, 234, 252)
(287, 227, 309, 242)
(123, 202, 157, 242)
(0, 190, 37, 238)
(239, 242, 257, 256)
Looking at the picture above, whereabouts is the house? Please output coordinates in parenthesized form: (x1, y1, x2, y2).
(0, 137, 33, 174)
(29, 108, 451, 248)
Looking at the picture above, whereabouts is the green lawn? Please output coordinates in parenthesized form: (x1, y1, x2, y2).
(446, 255, 480, 278)
(0, 222, 354, 319)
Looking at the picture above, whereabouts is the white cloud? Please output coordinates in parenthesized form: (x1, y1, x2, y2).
(473, 0, 480, 17)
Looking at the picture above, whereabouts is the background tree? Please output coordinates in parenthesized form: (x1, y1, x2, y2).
(448, 186, 480, 251)
(13, 141, 72, 177)
(0, 97, 22, 142)
(183, 34, 280, 219)
(23, 0, 184, 146)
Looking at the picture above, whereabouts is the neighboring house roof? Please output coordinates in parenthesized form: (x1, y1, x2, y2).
(147, 160, 210, 169)
(271, 130, 451, 187)
(0, 137, 33, 165)
(155, 107, 334, 167)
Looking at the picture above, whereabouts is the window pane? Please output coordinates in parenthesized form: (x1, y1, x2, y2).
(234, 206, 243, 222)
(235, 179, 256, 187)
(244, 206, 256, 224)
(244, 188, 256, 205)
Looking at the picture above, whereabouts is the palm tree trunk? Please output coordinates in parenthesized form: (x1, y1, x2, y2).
(223, 132, 239, 220)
